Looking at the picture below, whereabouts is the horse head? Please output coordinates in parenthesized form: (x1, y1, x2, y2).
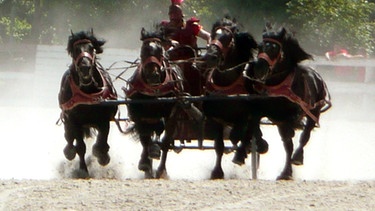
(67, 29, 105, 87)
(139, 28, 166, 86)
(202, 16, 257, 71)
(251, 26, 313, 84)
(203, 17, 237, 69)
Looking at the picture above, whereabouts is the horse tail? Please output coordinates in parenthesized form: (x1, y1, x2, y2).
(320, 79, 332, 113)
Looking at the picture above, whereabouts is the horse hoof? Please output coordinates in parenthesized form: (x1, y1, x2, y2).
(173, 147, 183, 154)
(156, 169, 169, 179)
(257, 139, 269, 154)
(232, 152, 245, 166)
(276, 174, 293, 180)
(73, 169, 90, 179)
(63, 145, 76, 160)
(210, 168, 224, 179)
(138, 158, 152, 172)
(97, 154, 111, 166)
(148, 144, 161, 160)
(92, 147, 110, 166)
(144, 171, 154, 179)
(292, 151, 304, 165)
(292, 159, 303, 165)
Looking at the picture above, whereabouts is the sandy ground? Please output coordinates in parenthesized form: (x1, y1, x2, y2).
(1, 179, 374, 210)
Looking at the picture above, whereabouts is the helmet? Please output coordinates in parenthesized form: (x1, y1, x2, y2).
(168, 4, 183, 20)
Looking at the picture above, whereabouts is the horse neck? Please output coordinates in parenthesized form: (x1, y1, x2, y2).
(212, 58, 244, 87)
(265, 61, 295, 86)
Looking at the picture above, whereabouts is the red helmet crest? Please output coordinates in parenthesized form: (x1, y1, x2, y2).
(171, 0, 184, 5)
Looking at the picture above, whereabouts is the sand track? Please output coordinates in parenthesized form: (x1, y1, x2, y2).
(1, 179, 374, 210)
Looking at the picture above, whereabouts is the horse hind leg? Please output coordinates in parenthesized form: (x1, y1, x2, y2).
(292, 115, 317, 165)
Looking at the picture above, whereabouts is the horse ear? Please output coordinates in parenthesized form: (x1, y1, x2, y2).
(264, 21, 272, 32)
(140, 28, 145, 40)
(90, 28, 94, 35)
(279, 27, 287, 37)
(71, 29, 74, 36)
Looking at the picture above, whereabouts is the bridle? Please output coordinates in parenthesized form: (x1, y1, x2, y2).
(209, 26, 235, 63)
(72, 39, 97, 87)
(140, 38, 166, 85)
(141, 38, 165, 71)
(257, 37, 283, 72)
(141, 38, 164, 68)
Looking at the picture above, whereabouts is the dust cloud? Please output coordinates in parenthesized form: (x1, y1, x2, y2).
(1, 44, 375, 181)
(0, 3, 375, 181)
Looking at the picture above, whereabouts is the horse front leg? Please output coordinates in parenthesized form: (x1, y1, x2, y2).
(138, 134, 154, 178)
(92, 122, 111, 166)
(75, 131, 89, 178)
(230, 122, 250, 166)
(276, 124, 295, 180)
(156, 135, 171, 179)
(292, 114, 318, 165)
(211, 132, 225, 179)
(63, 123, 76, 161)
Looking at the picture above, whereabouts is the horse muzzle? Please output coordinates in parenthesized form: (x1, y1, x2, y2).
(252, 59, 271, 82)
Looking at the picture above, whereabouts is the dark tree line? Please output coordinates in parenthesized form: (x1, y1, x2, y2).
(0, 0, 374, 55)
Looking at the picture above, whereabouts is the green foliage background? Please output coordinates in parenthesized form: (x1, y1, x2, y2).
(0, 0, 374, 56)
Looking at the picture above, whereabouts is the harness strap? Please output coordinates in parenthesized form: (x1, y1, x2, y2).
(74, 51, 95, 66)
(142, 56, 163, 68)
(205, 70, 248, 95)
(60, 70, 117, 110)
(210, 39, 223, 51)
(255, 72, 322, 126)
(124, 63, 178, 97)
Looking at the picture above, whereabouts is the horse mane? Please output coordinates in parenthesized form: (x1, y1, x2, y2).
(263, 27, 313, 64)
(211, 16, 258, 61)
(235, 32, 258, 62)
(210, 15, 239, 38)
(283, 30, 313, 64)
(140, 27, 165, 42)
(67, 29, 106, 56)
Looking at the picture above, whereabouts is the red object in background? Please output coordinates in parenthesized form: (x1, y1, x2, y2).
(171, 0, 184, 5)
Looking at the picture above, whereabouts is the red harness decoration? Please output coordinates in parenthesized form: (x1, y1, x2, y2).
(60, 72, 117, 111)
(205, 70, 248, 95)
(254, 71, 322, 126)
(124, 63, 177, 97)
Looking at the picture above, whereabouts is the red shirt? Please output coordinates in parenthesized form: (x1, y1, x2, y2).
(161, 17, 202, 48)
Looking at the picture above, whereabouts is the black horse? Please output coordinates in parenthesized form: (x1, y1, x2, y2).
(245, 27, 331, 180)
(199, 17, 268, 179)
(124, 28, 185, 178)
(58, 29, 118, 178)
